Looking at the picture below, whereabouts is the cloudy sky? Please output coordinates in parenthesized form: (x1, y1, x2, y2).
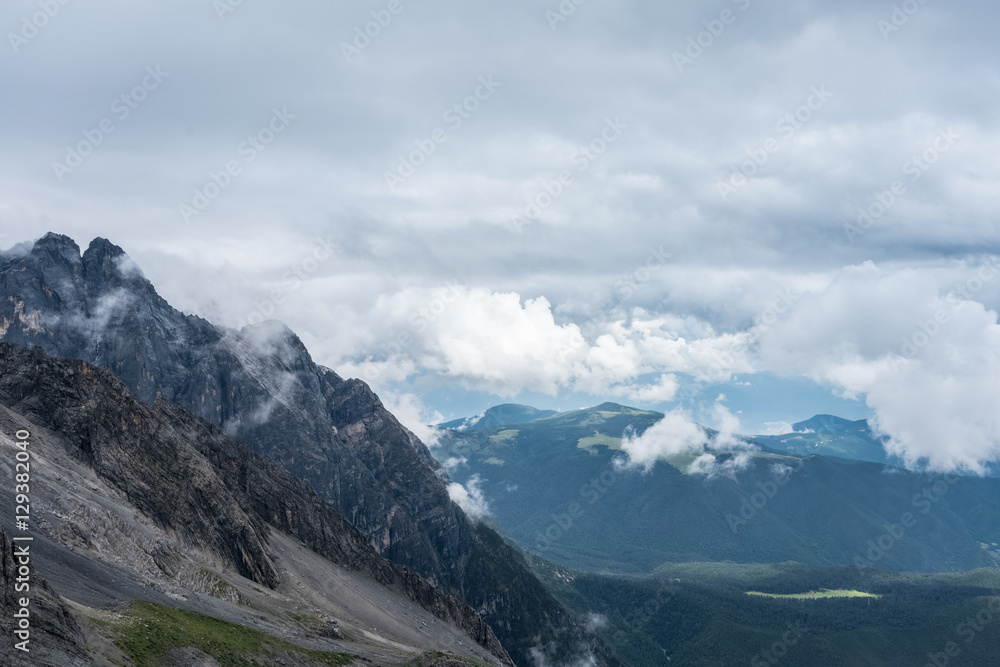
(3, 0, 1000, 471)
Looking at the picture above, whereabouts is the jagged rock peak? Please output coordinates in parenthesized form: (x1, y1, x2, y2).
(21, 233, 149, 293)
(236, 319, 315, 367)
(82, 236, 126, 262)
(31, 232, 82, 264)
(81, 236, 147, 287)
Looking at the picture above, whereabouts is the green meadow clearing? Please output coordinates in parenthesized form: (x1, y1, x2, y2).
(746, 588, 881, 600)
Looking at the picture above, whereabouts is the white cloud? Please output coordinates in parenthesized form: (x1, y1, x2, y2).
(709, 397, 744, 449)
(619, 398, 755, 471)
(529, 647, 597, 667)
(447, 474, 490, 521)
(687, 452, 753, 480)
(760, 421, 796, 436)
(756, 260, 1000, 473)
(335, 355, 417, 387)
(619, 408, 708, 471)
(378, 391, 445, 449)
(333, 284, 753, 401)
(454, 410, 486, 431)
(113, 254, 146, 279)
(442, 456, 467, 470)
(626, 373, 679, 403)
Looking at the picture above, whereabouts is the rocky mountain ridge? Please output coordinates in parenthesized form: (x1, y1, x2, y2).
(0, 341, 511, 666)
(0, 233, 617, 666)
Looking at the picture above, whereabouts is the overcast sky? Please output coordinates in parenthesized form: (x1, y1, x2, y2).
(3, 0, 1000, 471)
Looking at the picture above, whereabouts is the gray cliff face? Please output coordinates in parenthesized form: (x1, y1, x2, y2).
(0, 342, 512, 666)
(0, 233, 619, 666)
(0, 234, 461, 573)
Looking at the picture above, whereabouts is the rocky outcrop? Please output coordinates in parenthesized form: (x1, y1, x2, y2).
(0, 234, 620, 666)
(0, 342, 512, 666)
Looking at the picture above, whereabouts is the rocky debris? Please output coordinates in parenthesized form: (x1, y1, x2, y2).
(166, 646, 223, 666)
(0, 342, 512, 666)
(320, 616, 341, 639)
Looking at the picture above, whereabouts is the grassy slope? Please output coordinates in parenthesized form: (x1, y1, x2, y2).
(114, 601, 355, 667)
(435, 405, 1000, 574)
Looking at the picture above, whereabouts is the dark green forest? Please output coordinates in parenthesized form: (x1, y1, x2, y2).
(524, 555, 1000, 666)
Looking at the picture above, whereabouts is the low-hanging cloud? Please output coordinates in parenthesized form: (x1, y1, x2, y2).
(335, 284, 753, 400)
(618, 400, 754, 472)
(756, 260, 1000, 473)
(447, 474, 490, 521)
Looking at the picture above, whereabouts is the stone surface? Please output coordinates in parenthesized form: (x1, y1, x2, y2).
(0, 342, 512, 666)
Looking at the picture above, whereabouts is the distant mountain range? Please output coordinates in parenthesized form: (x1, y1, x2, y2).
(432, 403, 1000, 574)
(439, 404, 559, 432)
(0, 234, 618, 667)
(752, 414, 896, 465)
(438, 404, 894, 465)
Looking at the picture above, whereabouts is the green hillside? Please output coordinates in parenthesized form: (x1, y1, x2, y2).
(749, 414, 894, 465)
(434, 404, 1000, 574)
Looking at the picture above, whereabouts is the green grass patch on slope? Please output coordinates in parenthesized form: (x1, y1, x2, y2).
(488, 429, 519, 445)
(576, 432, 622, 454)
(408, 650, 483, 666)
(115, 600, 353, 667)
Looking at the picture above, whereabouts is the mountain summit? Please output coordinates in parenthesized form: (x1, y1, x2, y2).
(438, 404, 559, 431)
